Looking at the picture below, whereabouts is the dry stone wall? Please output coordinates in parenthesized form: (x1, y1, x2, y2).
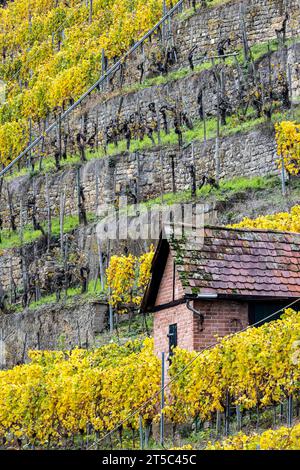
(9, 0, 299, 170)
(73, 45, 298, 143)
(1, 0, 298, 228)
(105, 0, 300, 91)
(0, 219, 153, 300)
(0, 300, 109, 369)
(0, 122, 277, 293)
(174, 0, 300, 68)
(0, 123, 278, 232)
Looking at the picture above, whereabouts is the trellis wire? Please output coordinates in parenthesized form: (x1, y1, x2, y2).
(94, 297, 300, 449)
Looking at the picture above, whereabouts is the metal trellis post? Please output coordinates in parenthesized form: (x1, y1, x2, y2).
(288, 395, 293, 428)
(160, 352, 165, 447)
(139, 415, 144, 450)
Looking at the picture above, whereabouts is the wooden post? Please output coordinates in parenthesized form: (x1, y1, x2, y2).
(60, 190, 66, 258)
(190, 164, 196, 198)
(162, 0, 167, 46)
(136, 151, 141, 203)
(33, 244, 41, 302)
(9, 255, 14, 304)
(236, 405, 242, 432)
(58, 112, 62, 161)
(101, 48, 106, 90)
(21, 333, 28, 363)
(108, 287, 114, 334)
(95, 110, 99, 151)
(39, 135, 45, 172)
(225, 390, 230, 436)
(19, 199, 24, 246)
(192, 141, 196, 193)
(202, 92, 207, 142)
(19, 200, 28, 308)
(76, 167, 82, 224)
(95, 174, 99, 213)
(156, 111, 164, 203)
(216, 410, 221, 436)
(63, 233, 69, 299)
(256, 404, 260, 432)
(97, 238, 105, 291)
(288, 64, 294, 119)
(215, 89, 220, 183)
(28, 118, 34, 173)
(77, 320, 82, 348)
(170, 155, 177, 194)
(7, 186, 16, 232)
(239, 3, 250, 63)
(45, 174, 52, 251)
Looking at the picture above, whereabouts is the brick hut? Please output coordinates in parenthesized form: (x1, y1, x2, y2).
(141, 226, 300, 359)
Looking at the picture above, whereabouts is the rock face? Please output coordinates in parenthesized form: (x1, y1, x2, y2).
(0, 300, 108, 369)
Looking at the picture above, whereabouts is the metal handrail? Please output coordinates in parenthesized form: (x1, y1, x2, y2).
(0, 0, 189, 178)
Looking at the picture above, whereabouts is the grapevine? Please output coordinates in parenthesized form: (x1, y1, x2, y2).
(0, 309, 299, 447)
(106, 247, 154, 312)
(229, 205, 300, 233)
(275, 121, 300, 175)
(0, 0, 171, 165)
(206, 424, 300, 450)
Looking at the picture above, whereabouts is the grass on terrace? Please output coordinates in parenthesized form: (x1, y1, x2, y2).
(95, 313, 154, 347)
(142, 175, 281, 207)
(0, 174, 287, 253)
(126, 36, 286, 92)
(11, 277, 107, 314)
(7, 104, 300, 181)
(4, 34, 299, 181)
(5, 173, 300, 312)
(178, 0, 235, 22)
(0, 212, 96, 251)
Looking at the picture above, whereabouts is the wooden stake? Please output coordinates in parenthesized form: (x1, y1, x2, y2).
(60, 190, 66, 258)
(45, 174, 52, 251)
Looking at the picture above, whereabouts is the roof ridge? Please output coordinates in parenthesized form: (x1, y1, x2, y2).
(164, 223, 300, 236)
(205, 225, 300, 236)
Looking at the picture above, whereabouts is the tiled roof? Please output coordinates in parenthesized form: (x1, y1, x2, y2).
(169, 227, 300, 298)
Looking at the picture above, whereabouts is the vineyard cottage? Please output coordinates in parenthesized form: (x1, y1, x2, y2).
(141, 227, 300, 358)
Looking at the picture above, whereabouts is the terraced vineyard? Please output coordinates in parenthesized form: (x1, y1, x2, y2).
(0, 0, 300, 452)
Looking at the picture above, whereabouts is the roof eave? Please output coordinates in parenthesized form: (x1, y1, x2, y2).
(185, 292, 300, 302)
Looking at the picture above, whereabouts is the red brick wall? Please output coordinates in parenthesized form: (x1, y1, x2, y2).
(155, 252, 185, 306)
(154, 253, 192, 357)
(153, 253, 249, 357)
(154, 299, 249, 357)
(154, 303, 195, 356)
(193, 299, 249, 350)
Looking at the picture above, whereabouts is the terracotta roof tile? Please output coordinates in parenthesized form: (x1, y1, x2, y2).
(170, 227, 300, 299)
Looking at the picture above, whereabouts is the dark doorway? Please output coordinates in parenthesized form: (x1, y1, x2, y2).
(248, 300, 292, 326)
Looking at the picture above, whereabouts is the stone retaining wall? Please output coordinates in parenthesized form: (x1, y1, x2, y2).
(0, 123, 278, 231)
(0, 300, 108, 369)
